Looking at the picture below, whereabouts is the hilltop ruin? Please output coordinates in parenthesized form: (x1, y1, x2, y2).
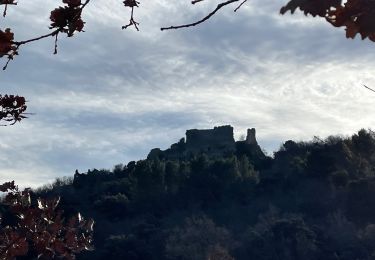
(147, 125, 265, 160)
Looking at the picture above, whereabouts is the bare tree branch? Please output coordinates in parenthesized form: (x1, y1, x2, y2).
(363, 85, 375, 93)
(1, 2, 17, 17)
(13, 30, 59, 47)
(234, 0, 247, 12)
(81, 0, 91, 10)
(160, 0, 240, 31)
(122, 6, 139, 31)
(191, 0, 204, 4)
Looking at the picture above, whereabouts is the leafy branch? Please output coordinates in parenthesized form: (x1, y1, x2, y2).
(0, 94, 28, 126)
(0, 181, 94, 259)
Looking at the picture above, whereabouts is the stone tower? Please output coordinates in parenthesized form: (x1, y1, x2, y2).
(245, 128, 257, 145)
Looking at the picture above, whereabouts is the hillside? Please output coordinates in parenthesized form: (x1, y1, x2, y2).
(36, 126, 375, 260)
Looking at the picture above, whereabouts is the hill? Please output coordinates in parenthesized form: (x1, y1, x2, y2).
(36, 126, 375, 260)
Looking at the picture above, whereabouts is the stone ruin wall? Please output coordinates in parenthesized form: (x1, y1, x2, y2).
(185, 125, 236, 152)
(147, 125, 261, 160)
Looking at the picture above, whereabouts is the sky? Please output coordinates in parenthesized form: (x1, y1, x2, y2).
(1, 0, 375, 187)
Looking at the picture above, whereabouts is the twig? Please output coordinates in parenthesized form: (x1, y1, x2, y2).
(122, 6, 139, 31)
(160, 0, 240, 31)
(2, 56, 12, 70)
(3, 30, 60, 69)
(13, 30, 60, 47)
(191, 0, 204, 4)
(81, 0, 91, 10)
(363, 85, 375, 93)
(234, 0, 247, 12)
(53, 31, 59, 54)
(3, 3, 7, 17)
(1, 2, 17, 17)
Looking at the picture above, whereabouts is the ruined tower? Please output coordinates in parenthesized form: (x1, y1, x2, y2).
(245, 128, 257, 145)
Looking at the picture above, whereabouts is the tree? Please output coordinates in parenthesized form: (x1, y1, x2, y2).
(165, 215, 234, 260)
(241, 211, 319, 260)
(0, 181, 94, 259)
(0, 0, 375, 70)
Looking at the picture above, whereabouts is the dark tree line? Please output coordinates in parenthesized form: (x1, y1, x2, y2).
(31, 128, 375, 260)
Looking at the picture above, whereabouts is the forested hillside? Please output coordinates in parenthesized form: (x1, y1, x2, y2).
(36, 128, 375, 260)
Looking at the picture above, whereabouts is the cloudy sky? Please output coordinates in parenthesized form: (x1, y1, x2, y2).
(1, 0, 375, 187)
